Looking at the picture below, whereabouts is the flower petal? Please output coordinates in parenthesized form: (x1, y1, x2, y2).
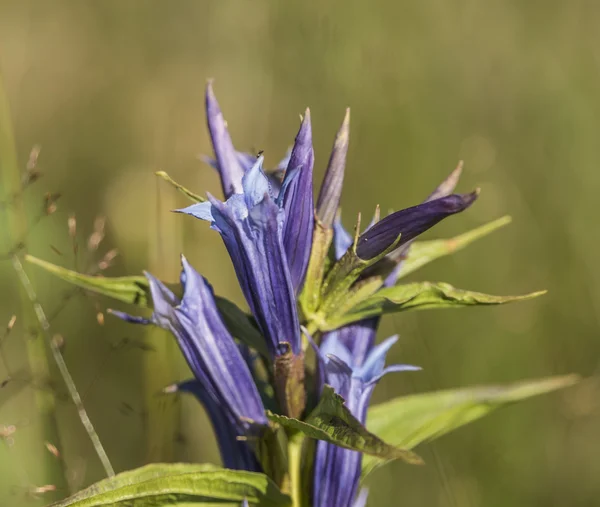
(355, 335, 399, 382)
(321, 319, 378, 369)
(206, 82, 245, 198)
(241, 156, 272, 209)
(333, 214, 353, 260)
(279, 110, 315, 292)
(176, 201, 214, 222)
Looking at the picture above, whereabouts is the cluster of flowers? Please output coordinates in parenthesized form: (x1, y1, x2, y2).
(113, 82, 477, 507)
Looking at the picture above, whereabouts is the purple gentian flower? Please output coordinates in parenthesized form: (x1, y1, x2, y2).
(312, 333, 420, 507)
(203, 83, 314, 292)
(177, 157, 301, 358)
(112, 256, 267, 469)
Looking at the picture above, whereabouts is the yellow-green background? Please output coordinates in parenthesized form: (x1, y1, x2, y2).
(1, 1, 599, 506)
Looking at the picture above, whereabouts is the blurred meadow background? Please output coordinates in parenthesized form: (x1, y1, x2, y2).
(1, 1, 600, 506)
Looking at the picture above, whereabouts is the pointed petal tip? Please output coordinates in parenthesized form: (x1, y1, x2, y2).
(340, 107, 351, 130)
(205, 80, 218, 105)
(180, 253, 191, 269)
(298, 108, 313, 137)
(459, 188, 480, 209)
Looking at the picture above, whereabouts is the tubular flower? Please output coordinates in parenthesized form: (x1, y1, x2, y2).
(177, 157, 302, 358)
(112, 256, 267, 470)
(312, 333, 420, 507)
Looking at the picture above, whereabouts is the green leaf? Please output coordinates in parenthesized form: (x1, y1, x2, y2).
(156, 171, 205, 203)
(398, 216, 512, 279)
(25, 255, 269, 357)
(362, 374, 579, 477)
(325, 281, 546, 329)
(48, 463, 291, 506)
(26, 254, 150, 307)
(267, 385, 423, 466)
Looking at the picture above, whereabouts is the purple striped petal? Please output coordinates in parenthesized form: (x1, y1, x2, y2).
(206, 82, 245, 198)
(279, 110, 315, 293)
(175, 257, 267, 430)
(320, 318, 378, 369)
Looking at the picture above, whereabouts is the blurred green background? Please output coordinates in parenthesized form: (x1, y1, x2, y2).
(1, 1, 599, 506)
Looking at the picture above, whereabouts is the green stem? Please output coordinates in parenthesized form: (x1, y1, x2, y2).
(288, 433, 305, 507)
(0, 71, 66, 498)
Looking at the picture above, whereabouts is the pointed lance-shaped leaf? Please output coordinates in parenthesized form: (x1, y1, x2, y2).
(355, 191, 479, 261)
(325, 281, 546, 329)
(316, 108, 350, 228)
(48, 463, 292, 506)
(206, 81, 245, 198)
(267, 385, 422, 465)
(362, 374, 579, 477)
(24, 254, 270, 358)
(280, 109, 315, 293)
(366, 215, 512, 284)
(397, 215, 512, 280)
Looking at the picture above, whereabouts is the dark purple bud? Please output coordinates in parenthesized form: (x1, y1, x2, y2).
(356, 191, 479, 260)
(206, 81, 245, 198)
(280, 109, 315, 293)
(316, 108, 350, 227)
